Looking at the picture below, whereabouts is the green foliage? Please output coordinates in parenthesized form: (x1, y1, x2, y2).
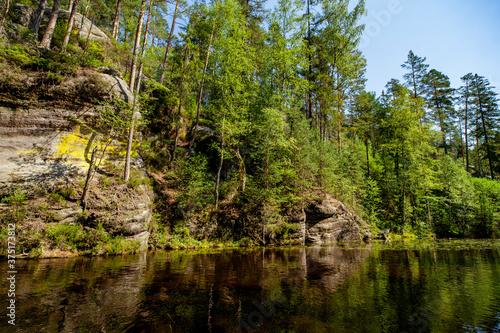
(48, 192, 67, 207)
(43, 223, 141, 255)
(81, 41, 105, 68)
(37, 49, 79, 73)
(46, 71, 66, 84)
(51, 19, 69, 50)
(173, 155, 215, 218)
(1, 0, 498, 246)
(0, 44, 35, 66)
(471, 178, 500, 238)
(1, 189, 27, 223)
(128, 169, 153, 190)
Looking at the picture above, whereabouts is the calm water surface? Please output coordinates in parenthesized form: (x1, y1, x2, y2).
(1, 240, 500, 333)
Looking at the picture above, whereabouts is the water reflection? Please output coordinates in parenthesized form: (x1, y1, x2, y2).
(1, 242, 499, 332)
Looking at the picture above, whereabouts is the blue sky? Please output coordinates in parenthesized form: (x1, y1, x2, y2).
(358, 0, 500, 95)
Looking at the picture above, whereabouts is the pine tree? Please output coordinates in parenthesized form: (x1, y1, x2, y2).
(423, 69, 455, 154)
(159, 0, 182, 84)
(32, 0, 48, 36)
(378, 81, 434, 231)
(401, 50, 429, 99)
(351, 91, 380, 178)
(459, 73, 475, 172)
(0, 0, 10, 29)
(314, 0, 366, 152)
(129, 0, 147, 91)
(112, 0, 123, 40)
(40, 0, 62, 49)
(62, 0, 81, 51)
(471, 74, 499, 179)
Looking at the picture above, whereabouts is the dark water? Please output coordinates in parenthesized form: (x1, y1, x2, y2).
(1, 241, 500, 333)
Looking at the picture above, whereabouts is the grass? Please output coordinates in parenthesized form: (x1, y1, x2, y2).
(32, 223, 141, 257)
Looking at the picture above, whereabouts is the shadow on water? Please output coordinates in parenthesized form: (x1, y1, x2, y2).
(1, 241, 500, 332)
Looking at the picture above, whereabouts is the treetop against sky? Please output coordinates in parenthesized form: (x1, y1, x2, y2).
(356, 0, 500, 95)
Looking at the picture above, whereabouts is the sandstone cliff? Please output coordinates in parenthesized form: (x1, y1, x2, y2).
(0, 67, 152, 256)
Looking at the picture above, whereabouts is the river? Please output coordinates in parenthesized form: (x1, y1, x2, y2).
(1, 240, 500, 332)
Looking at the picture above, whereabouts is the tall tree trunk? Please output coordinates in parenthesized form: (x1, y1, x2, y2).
(171, 46, 189, 162)
(124, 90, 139, 182)
(476, 136, 483, 176)
(81, 147, 97, 211)
(62, 0, 80, 51)
(458, 116, 465, 166)
(464, 90, 470, 172)
(135, 0, 154, 95)
(365, 132, 370, 178)
(188, 20, 215, 151)
(129, 0, 147, 91)
(0, 0, 10, 30)
(337, 105, 342, 153)
(112, 0, 122, 41)
(475, 75, 494, 179)
(124, 112, 138, 181)
(82, 15, 94, 54)
(477, 100, 494, 179)
(336, 70, 342, 153)
(40, 0, 61, 49)
(315, 99, 320, 129)
(235, 145, 246, 192)
(159, 0, 179, 84)
(401, 142, 407, 229)
(434, 86, 447, 154)
(215, 115, 225, 210)
(32, 0, 48, 37)
(411, 65, 417, 98)
(306, 0, 312, 120)
(171, 98, 182, 162)
(67, 0, 73, 11)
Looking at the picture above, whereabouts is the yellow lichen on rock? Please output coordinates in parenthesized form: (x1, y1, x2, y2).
(54, 126, 91, 167)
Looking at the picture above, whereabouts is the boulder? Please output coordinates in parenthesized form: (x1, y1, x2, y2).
(11, 5, 111, 43)
(305, 194, 371, 244)
(192, 125, 215, 140)
(53, 205, 83, 221)
(42, 8, 111, 43)
(97, 67, 123, 79)
(12, 4, 33, 27)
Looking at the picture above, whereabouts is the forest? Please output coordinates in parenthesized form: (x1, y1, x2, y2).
(1, 0, 499, 244)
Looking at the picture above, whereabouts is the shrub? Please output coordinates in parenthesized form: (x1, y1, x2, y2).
(472, 178, 500, 238)
(0, 45, 35, 66)
(1, 189, 27, 223)
(81, 41, 105, 68)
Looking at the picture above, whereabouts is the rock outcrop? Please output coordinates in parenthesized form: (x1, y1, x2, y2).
(11, 4, 111, 43)
(0, 68, 151, 250)
(304, 193, 371, 244)
(0, 69, 133, 195)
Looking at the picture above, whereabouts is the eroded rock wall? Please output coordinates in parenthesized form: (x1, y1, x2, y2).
(0, 68, 151, 250)
(305, 194, 371, 244)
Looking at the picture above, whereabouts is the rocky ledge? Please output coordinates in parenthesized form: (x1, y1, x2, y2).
(304, 194, 371, 244)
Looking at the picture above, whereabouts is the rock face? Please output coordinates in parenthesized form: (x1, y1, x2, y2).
(0, 69, 133, 195)
(304, 194, 371, 244)
(12, 4, 111, 43)
(12, 4, 33, 27)
(0, 68, 151, 250)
